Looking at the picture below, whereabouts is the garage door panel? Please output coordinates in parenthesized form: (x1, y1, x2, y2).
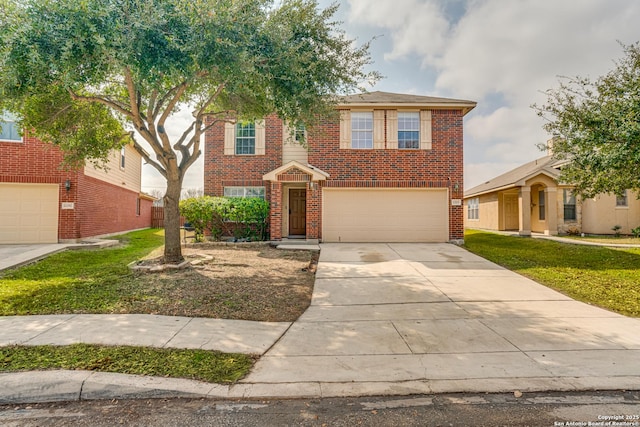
(323, 189, 448, 243)
(0, 183, 59, 244)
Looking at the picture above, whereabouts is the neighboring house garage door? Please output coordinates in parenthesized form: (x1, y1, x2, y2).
(0, 183, 59, 244)
(322, 188, 449, 242)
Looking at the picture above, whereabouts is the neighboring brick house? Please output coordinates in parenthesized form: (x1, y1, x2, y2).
(0, 115, 154, 243)
(204, 91, 476, 243)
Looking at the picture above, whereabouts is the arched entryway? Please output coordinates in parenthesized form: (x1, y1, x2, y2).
(529, 180, 558, 235)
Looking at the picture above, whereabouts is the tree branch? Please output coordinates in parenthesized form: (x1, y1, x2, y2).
(123, 67, 145, 130)
(173, 121, 196, 149)
(129, 132, 167, 178)
(67, 89, 133, 118)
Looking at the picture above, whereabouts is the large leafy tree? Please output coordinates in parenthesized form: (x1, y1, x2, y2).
(535, 42, 640, 198)
(0, 0, 377, 263)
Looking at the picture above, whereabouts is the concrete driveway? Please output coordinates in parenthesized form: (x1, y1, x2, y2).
(242, 243, 640, 396)
(0, 244, 72, 271)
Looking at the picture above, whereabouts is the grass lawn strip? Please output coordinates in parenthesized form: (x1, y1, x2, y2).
(464, 230, 640, 317)
(0, 229, 316, 321)
(0, 229, 165, 315)
(0, 344, 254, 384)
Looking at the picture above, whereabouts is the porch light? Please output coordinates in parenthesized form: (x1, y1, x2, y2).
(64, 179, 71, 192)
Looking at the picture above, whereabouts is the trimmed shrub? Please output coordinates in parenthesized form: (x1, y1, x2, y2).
(180, 196, 269, 241)
(179, 196, 216, 242)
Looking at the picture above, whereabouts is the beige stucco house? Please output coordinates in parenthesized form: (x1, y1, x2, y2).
(463, 155, 640, 236)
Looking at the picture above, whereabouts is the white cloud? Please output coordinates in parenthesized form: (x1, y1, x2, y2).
(347, 0, 451, 63)
(433, 0, 640, 103)
(346, 0, 640, 189)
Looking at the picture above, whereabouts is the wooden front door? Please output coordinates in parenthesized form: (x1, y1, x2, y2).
(289, 189, 306, 236)
(504, 194, 519, 230)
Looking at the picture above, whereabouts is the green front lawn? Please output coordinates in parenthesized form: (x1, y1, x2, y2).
(464, 230, 640, 317)
(0, 344, 253, 383)
(0, 229, 165, 315)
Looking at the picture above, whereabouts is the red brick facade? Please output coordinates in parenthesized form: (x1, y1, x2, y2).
(204, 94, 472, 242)
(1, 136, 153, 242)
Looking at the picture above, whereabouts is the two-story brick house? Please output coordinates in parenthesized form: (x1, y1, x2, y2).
(0, 114, 154, 244)
(204, 91, 476, 243)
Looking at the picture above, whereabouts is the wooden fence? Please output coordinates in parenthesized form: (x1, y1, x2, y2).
(151, 207, 188, 229)
(151, 207, 164, 228)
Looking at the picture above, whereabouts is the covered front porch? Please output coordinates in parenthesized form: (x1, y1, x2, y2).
(263, 161, 328, 241)
(497, 175, 559, 236)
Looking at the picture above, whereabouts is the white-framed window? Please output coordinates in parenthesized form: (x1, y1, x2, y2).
(295, 122, 306, 143)
(563, 189, 576, 220)
(616, 191, 628, 207)
(223, 186, 265, 199)
(397, 112, 420, 149)
(467, 197, 479, 220)
(538, 190, 546, 220)
(351, 112, 373, 149)
(120, 147, 126, 169)
(0, 111, 22, 142)
(235, 122, 256, 155)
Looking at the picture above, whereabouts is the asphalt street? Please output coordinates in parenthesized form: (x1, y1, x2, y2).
(1, 391, 639, 427)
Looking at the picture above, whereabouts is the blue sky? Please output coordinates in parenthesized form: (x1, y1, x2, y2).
(141, 0, 640, 194)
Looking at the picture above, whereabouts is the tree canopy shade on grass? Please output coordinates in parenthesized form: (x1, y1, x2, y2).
(534, 42, 640, 199)
(0, 0, 379, 263)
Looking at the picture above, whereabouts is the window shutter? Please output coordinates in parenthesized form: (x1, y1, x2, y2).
(224, 122, 235, 155)
(255, 119, 266, 155)
(386, 110, 398, 149)
(420, 110, 432, 150)
(339, 110, 351, 149)
(373, 110, 385, 149)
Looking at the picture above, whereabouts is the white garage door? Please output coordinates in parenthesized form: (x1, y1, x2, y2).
(0, 183, 59, 244)
(322, 188, 449, 242)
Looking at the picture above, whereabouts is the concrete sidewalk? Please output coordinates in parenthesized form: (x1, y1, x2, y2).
(0, 239, 118, 272)
(1, 242, 639, 403)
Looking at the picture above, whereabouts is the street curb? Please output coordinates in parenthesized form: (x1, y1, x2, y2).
(2, 371, 639, 404)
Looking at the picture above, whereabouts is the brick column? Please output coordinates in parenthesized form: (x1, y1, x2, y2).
(306, 182, 321, 239)
(269, 182, 282, 240)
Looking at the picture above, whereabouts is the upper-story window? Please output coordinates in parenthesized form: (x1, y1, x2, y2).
(120, 147, 126, 169)
(235, 122, 256, 155)
(295, 123, 306, 143)
(397, 112, 420, 149)
(616, 190, 628, 207)
(340, 109, 431, 150)
(224, 119, 265, 156)
(0, 112, 22, 142)
(351, 112, 373, 149)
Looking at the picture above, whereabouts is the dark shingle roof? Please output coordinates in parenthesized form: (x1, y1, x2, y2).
(464, 155, 566, 197)
(340, 91, 476, 114)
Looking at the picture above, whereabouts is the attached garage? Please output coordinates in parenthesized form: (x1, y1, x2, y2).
(322, 188, 449, 242)
(0, 183, 59, 244)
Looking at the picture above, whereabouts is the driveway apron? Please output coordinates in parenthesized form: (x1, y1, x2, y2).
(242, 243, 640, 395)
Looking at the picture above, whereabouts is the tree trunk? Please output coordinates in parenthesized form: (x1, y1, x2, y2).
(163, 177, 183, 264)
